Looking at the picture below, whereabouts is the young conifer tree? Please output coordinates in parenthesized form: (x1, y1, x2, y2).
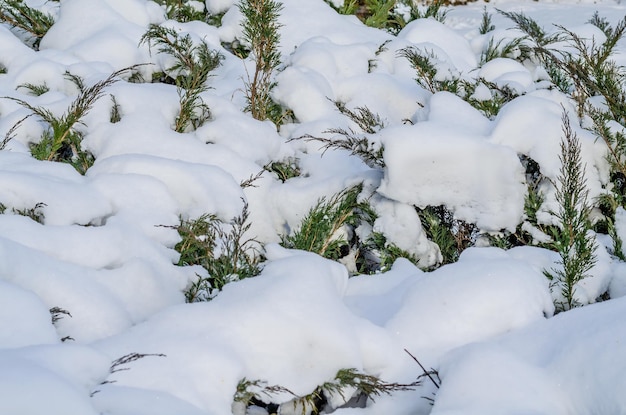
(238, 0, 283, 121)
(545, 112, 597, 311)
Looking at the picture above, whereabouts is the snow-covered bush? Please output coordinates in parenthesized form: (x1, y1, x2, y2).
(1, 0, 626, 413)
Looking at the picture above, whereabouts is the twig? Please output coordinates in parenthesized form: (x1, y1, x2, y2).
(404, 349, 440, 389)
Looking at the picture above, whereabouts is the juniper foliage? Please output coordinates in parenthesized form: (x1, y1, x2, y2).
(238, 0, 284, 122)
(544, 113, 597, 312)
(140, 25, 223, 132)
(0, 0, 54, 49)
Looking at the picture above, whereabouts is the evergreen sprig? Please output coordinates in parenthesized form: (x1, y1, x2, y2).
(171, 203, 260, 302)
(281, 186, 362, 260)
(406, 0, 448, 23)
(479, 7, 495, 34)
(418, 205, 476, 267)
(238, 0, 283, 122)
(3, 67, 137, 173)
(299, 102, 386, 169)
(480, 36, 526, 65)
(140, 25, 223, 132)
(153, 0, 207, 22)
(544, 112, 597, 311)
(497, 9, 562, 47)
(398, 47, 460, 94)
(0, 0, 54, 49)
(17, 82, 49, 96)
(363, 0, 396, 30)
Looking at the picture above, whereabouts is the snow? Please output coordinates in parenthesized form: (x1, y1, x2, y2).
(1, 0, 626, 413)
(432, 296, 626, 414)
(398, 18, 478, 73)
(378, 119, 527, 231)
(385, 248, 554, 364)
(370, 194, 441, 267)
(0, 343, 110, 415)
(0, 280, 58, 348)
(92, 246, 393, 414)
(478, 58, 535, 94)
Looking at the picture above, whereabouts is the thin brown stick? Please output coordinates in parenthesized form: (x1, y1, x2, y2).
(404, 349, 440, 389)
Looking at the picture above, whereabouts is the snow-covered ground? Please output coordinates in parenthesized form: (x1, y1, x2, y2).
(1, 0, 626, 413)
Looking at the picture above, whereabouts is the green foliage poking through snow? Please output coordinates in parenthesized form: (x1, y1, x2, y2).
(233, 378, 294, 413)
(173, 203, 260, 302)
(282, 186, 362, 261)
(400, 46, 520, 118)
(498, 9, 562, 48)
(461, 78, 520, 118)
(544, 113, 597, 312)
(479, 7, 495, 35)
(362, 231, 419, 273)
(3, 67, 136, 174)
(281, 186, 422, 274)
(501, 10, 626, 271)
(479, 36, 525, 65)
(401, 0, 449, 24)
(238, 0, 284, 124)
(0, 201, 46, 224)
(17, 82, 49, 96)
(300, 102, 386, 168)
(264, 159, 301, 182)
(325, 0, 448, 33)
(362, 0, 397, 31)
(0, 0, 54, 50)
(398, 46, 455, 94)
(109, 95, 121, 123)
(234, 368, 419, 414)
(295, 368, 419, 412)
(419, 205, 476, 266)
(153, 0, 207, 23)
(140, 25, 223, 132)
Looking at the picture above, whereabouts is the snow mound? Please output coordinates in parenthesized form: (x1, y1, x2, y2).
(93, 247, 394, 414)
(378, 120, 526, 231)
(386, 247, 554, 364)
(433, 296, 626, 414)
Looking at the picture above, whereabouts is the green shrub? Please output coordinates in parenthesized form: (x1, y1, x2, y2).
(402, 0, 448, 23)
(362, 231, 418, 273)
(544, 113, 597, 312)
(418, 205, 476, 267)
(140, 25, 223, 132)
(398, 47, 456, 94)
(109, 95, 121, 123)
(3, 67, 137, 174)
(281, 186, 362, 261)
(362, 0, 397, 31)
(501, 11, 626, 272)
(172, 203, 260, 302)
(479, 36, 526, 65)
(0, 0, 55, 50)
(280, 186, 424, 274)
(238, 0, 284, 123)
(264, 159, 301, 182)
(325, 0, 447, 33)
(400, 46, 521, 118)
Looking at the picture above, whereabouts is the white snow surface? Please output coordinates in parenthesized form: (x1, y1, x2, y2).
(0, 0, 625, 413)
